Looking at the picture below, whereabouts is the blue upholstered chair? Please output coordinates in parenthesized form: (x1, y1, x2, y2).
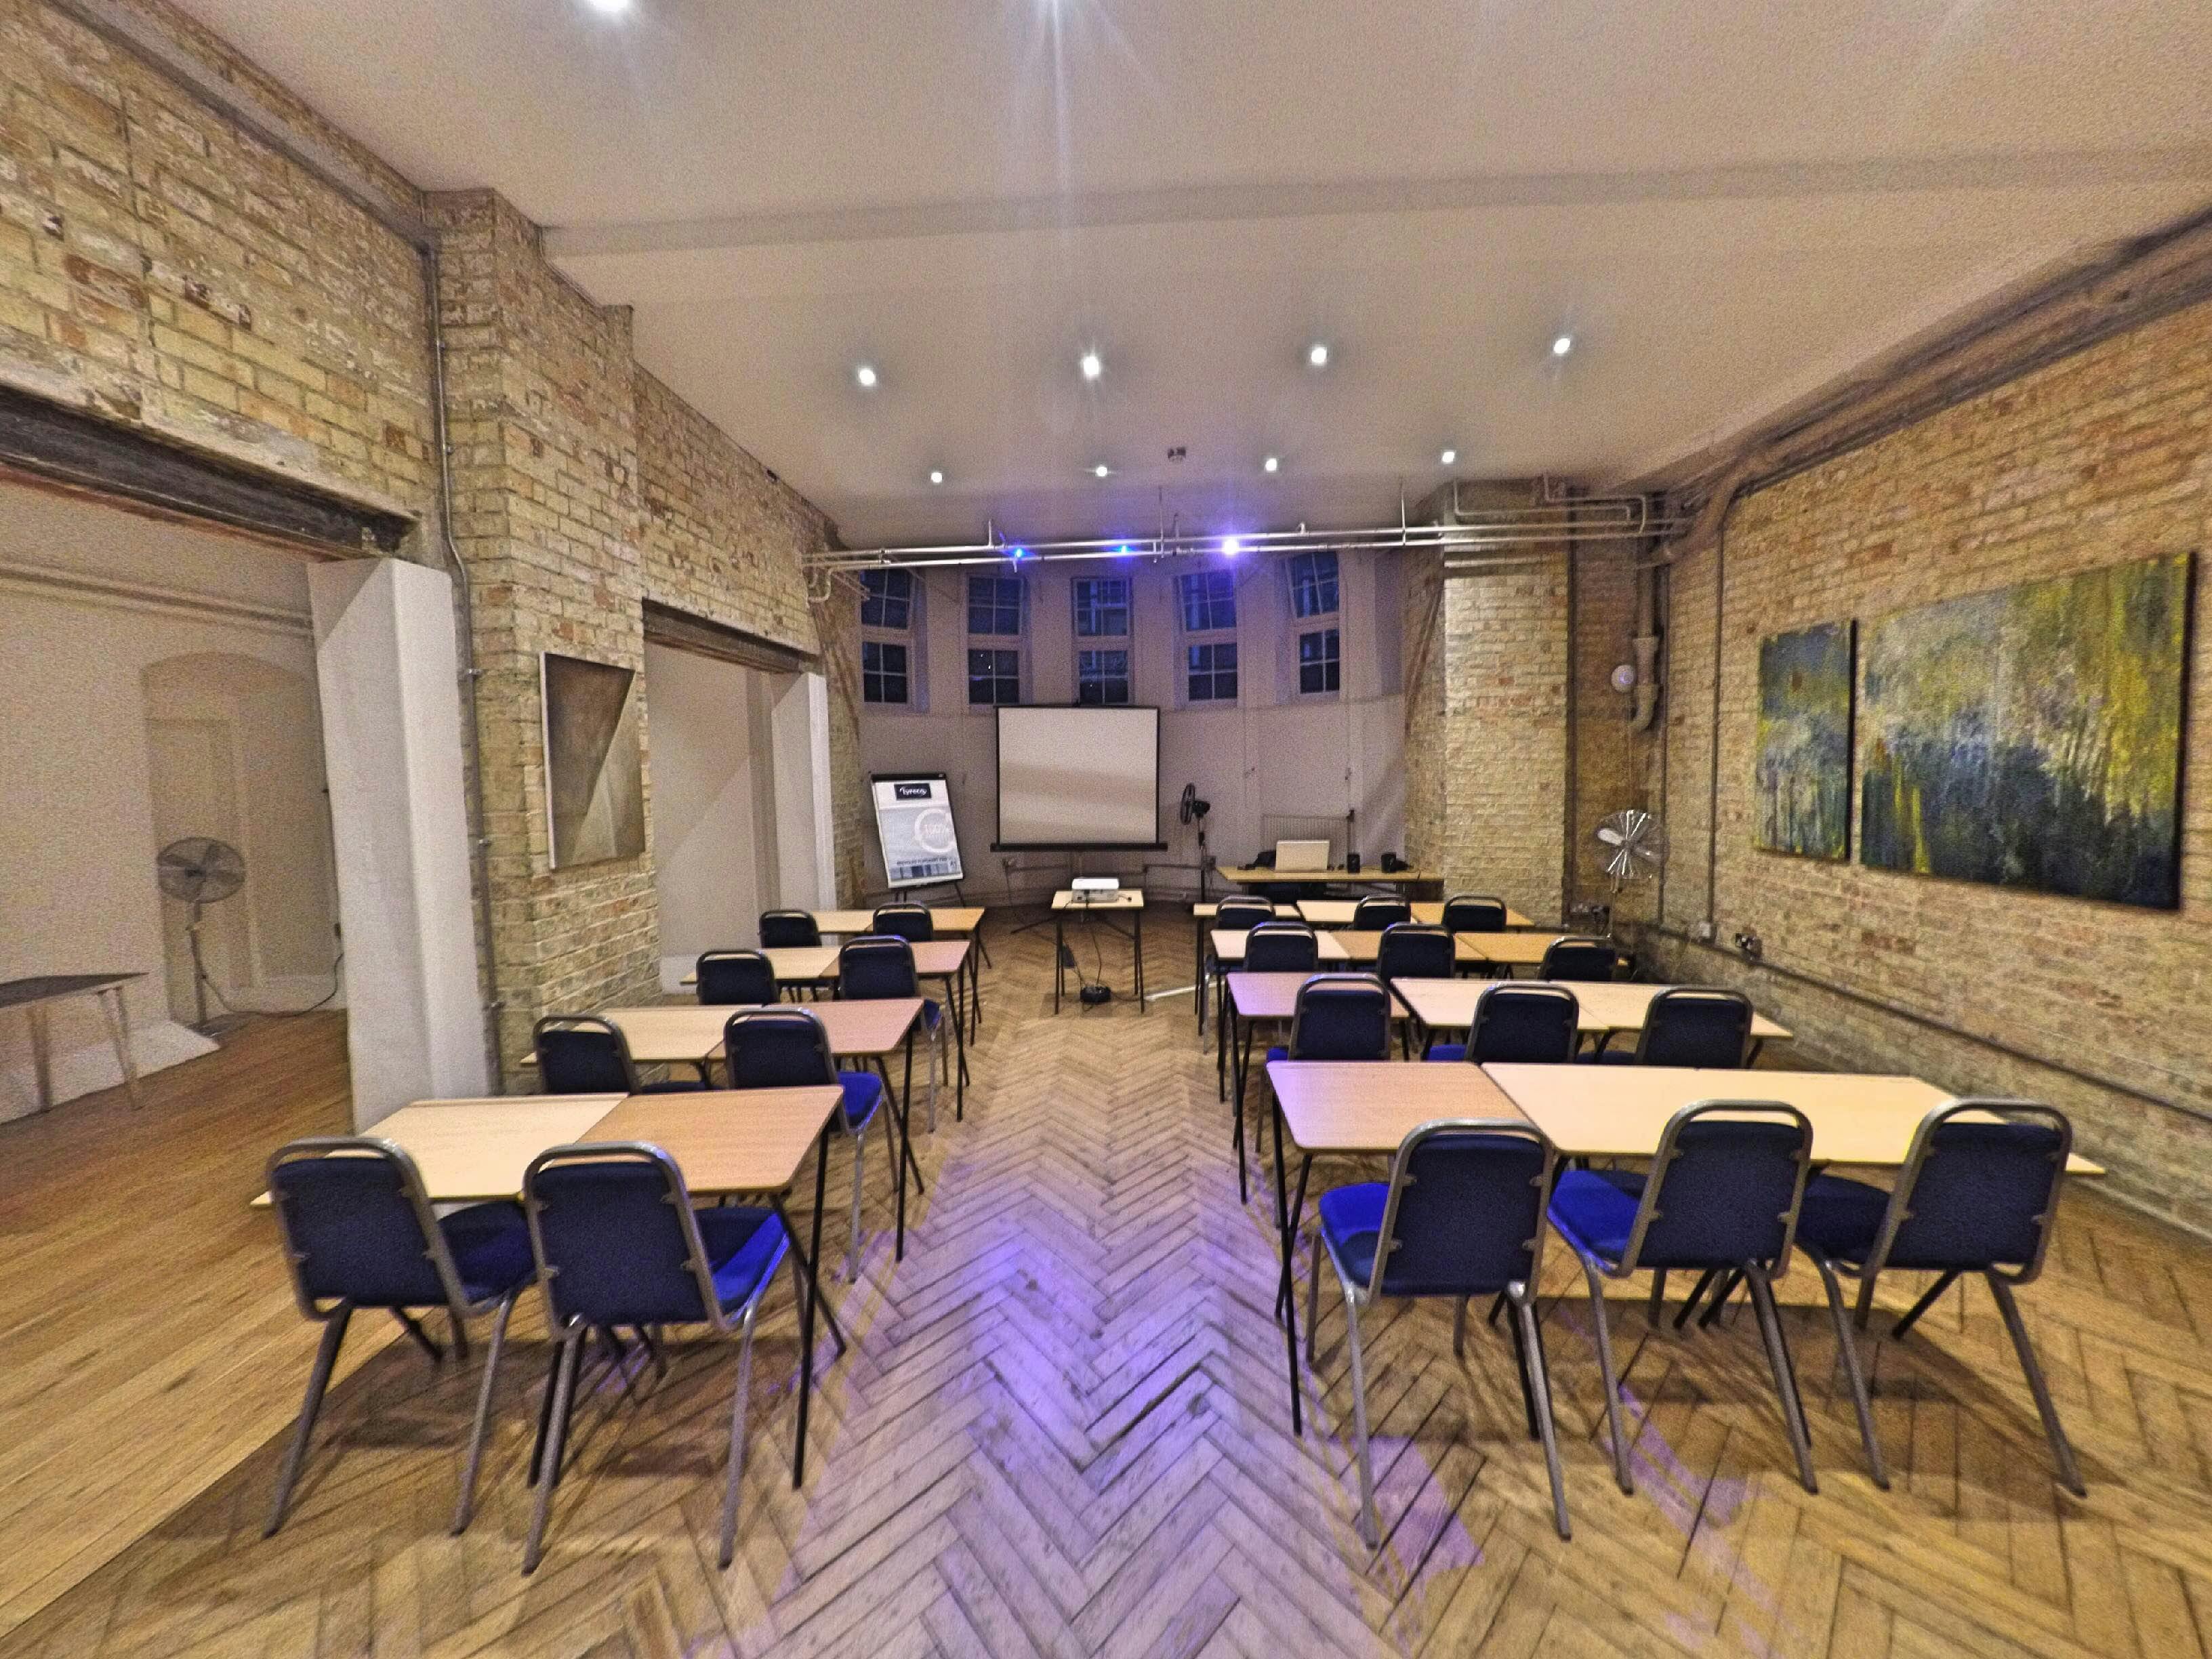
(1441, 894, 1509, 934)
(1547, 1102, 1825, 1494)
(838, 934, 945, 1130)
(1307, 1122, 1570, 1544)
(1375, 923, 1456, 1057)
(1244, 920, 1320, 974)
(1427, 981, 1581, 1065)
(1235, 975, 1391, 1203)
(1590, 987, 1755, 1066)
(1796, 1101, 2081, 1494)
(695, 948, 777, 1009)
(534, 1015, 705, 1094)
(758, 909, 823, 948)
(870, 903, 935, 942)
(1351, 895, 1412, 932)
(520, 1145, 792, 1572)
(264, 1138, 536, 1536)
(1207, 899, 1279, 1026)
(724, 1007, 886, 1281)
(1536, 937, 1620, 983)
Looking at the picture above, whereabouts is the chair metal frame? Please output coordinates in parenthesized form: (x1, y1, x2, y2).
(1549, 1101, 1841, 1496)
(724, 1006, 888, 1283)
(520, 1142, 792, 1572)
(1305, 1120, 1571, 1546)
(838, 933, 945, 1131)
(1536, 935, 1620, 983)
(263, 1137, 527, 1538)
(1799, 1099, 2081, 1496)
(695, 947, 779, 1008)
(1618, 985, 1755, 1066)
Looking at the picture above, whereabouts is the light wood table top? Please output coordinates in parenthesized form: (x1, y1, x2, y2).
(274, 1095, 626, 1204)
(588, 1088, 844, 1194)
(1267, 1061, 1529, 1155)
(1394, 979, 1792, 1042)
(1452, 933, 1580, 968)
(908, 939, 970, 977)
(1226, 971, 1410, 1023)
(1297, 900, 1537, 929)
(1481, 1064, 2103, 1172)
(813, 907, 985, 935)
(1218, 866, 1432, 886)
(680, 945, 840, 987)
(1052, 889, 1145, 911)
(602, 1000, 923, 1065)
(1210, 928, 1352, 966)
(1193, 902, 1300, 920)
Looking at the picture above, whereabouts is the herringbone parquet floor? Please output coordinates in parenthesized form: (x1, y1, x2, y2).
(6, 910, 2212, 1657)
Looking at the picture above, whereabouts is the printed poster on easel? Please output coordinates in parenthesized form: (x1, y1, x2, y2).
(871, 773, 966, 889)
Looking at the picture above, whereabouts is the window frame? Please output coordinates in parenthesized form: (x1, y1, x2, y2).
(859, 568, 914, 630)
(1071, 575, 1132, 639)
(1076, 647, 1132, 706)
(1286, 550, 1340, 620)
(862, 638, 911, 705)
(966, 646, 1021, 706)
(966, 573, 1024, 638)
(1296, 626, 1341, 696)
(1178, 569, 1237, 634)
(1185, 639, 1239, 703)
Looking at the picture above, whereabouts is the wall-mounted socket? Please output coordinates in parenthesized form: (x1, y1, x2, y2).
(1734, 929, 1765, 960)
(1692, 918, 1717, 943)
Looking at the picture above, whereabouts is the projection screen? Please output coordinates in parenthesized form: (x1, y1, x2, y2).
(994, 706, 1164, 849)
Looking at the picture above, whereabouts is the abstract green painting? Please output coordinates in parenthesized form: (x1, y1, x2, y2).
(1755, 621, 1855, 859)
(1858, 552, 2191, 907)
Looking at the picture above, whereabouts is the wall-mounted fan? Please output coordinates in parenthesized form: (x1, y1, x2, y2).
(157, 836, 246, 1031)
(1594, 809, 1664, 891)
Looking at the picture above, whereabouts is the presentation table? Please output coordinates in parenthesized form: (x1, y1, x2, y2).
(1216, 865, 1434, 888)
(1, 972, 143, 1112)
(1393, 979, 1793, 1057)
(1294, 899, 1537, 929)
(601, 999, 930, 1259)
(1052, 890, 1145, 1012)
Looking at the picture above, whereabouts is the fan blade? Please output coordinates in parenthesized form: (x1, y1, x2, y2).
(1596, 826, 1625, 846)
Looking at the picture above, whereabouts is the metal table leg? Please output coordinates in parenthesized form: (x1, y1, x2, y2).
(894, 1029, 918, 1259)
(27, 1005, 54, 1115)
(793, 1128, 831, 1486)
(1054, 914, 1065, 1012)
(98, 987, 142, 1107)
(1271, 1078, 1303, 1437)
(1134, 907, 1145, 1006)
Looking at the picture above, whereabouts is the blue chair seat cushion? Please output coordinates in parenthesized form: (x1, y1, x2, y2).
(1582, 1048, 1639, 1065)
(838, 1068, 885, 1130)
(1796, 1173, 1890, 1261)
(1547, 1168, 1650, 1263)
(1425, 1043, 1467, 1064)
(1266, 1044, 1288, 1064)
(438, 1201, 535, 1303)
(923, 999, 943, 1029)
(695, 1205, 790, 1313)
(1316, 1181, 1389, 1288)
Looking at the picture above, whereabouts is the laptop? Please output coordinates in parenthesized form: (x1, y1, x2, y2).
(1273, 839, 1332, 873)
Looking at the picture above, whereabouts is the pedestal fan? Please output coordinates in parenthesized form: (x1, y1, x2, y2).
(1581, 809, 1664, 939)
(157, 836, 246, 1031)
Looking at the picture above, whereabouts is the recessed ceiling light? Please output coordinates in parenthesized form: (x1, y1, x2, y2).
(855, 363, 878, 388)
(1079, 350, 1103, 382)
(1307, 342, 1330, 369)
(1092, 464, 1111, 478)
(1551, 334, 1574, 359)
(928, 469, 944, 485)
(1263, 455, 1279, 474)
(1439, 447, 1457, 466)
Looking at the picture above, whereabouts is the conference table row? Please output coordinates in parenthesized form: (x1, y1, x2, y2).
(1250, 1052, 2103, 1434)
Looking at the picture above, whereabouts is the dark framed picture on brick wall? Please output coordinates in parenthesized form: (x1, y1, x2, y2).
(1754, 620, 1855, 859)
(1858, 551, 2191, 908)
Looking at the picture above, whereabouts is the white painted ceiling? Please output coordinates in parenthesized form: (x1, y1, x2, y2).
(183, 0, 2212, 547)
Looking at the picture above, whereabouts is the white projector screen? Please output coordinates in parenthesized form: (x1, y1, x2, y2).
(994, 706, 1163, 849)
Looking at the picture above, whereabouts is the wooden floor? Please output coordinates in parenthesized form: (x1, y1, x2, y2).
(6, 914, 2212, 1656)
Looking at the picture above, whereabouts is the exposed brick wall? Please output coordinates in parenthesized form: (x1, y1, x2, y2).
(1569, 538, 1658, 924)
(636, 367, 824, 656)
(1643, 298, 2212, 1233)
(1399, 546, 1446, 875)
(813, 575, 868, 904)
(0, 0, 435, 517)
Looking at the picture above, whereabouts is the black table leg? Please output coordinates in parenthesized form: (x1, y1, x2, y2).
(794, 1128, 830, 1486)
(1135, 907, 1145, 1006)
(1216, 971, 1229, 1100)
(946, 973, 968, 1118)
(1193, 917, 1205, 1033)
(1271, 1082, 1303, 1437)
(895, 1028, 916, 1259)
(1275, 1153, 1313, 1322)
(1054, 914, 1064, 1012)
(773, 1193, 846, 1353)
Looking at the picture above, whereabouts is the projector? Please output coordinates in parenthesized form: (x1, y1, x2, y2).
(1072, 876, 1120, 893)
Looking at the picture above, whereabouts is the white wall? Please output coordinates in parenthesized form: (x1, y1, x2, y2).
(0, 483, 341, 1119)
(855, 548, 1407, 905)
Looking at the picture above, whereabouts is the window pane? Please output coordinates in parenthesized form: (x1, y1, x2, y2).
(1288, 550, 1339, 619)
(967, 575, 1021, 636)
(968, 647, 1019, 705)
(863, 639, 909, 704)
(1078, 647, 1130, 705)
(1297, 627, 1340, 695)
(1179, 570, 1236, 633)
(1073, 576, 1130, 638)
(1186, 640, 1237, 702)
(860, 569, 912, 630)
